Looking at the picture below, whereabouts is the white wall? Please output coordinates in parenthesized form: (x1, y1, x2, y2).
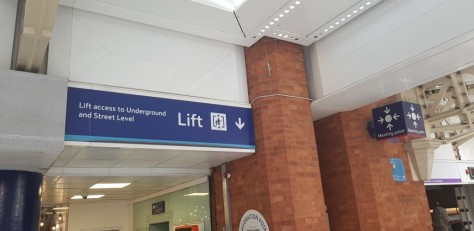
(49, 7, 249, 103)
(307, 0, 474, 120)
(459, 139, 474, 161)
(68, 202, 131, 231)
(0, 0, 17, 69)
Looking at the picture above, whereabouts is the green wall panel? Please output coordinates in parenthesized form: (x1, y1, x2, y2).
(134, 182, 211, 231)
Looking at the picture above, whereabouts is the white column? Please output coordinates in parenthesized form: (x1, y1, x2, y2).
(403, 138, 441, 181)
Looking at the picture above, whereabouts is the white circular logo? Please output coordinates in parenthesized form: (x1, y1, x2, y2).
(239, 209, 269, 231)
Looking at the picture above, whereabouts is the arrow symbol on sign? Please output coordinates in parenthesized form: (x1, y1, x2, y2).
(384, 107, 390, 114)
(410, 104, 415, 111)
(393, 113, 400, 120)
(378, 117, 384, 124)
(235, 118, 245, 130)
(387, 123, 393, 130)
(413, 121, 418, 128)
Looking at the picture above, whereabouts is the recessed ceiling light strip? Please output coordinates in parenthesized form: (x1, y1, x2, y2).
(252, 0, 305, 41)
(308, 0, 382, 43)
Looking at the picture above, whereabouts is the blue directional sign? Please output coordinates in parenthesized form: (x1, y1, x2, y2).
(65, 87, 255, 149)
(390, 158, 407, 182)
(372, 101, 426, 140)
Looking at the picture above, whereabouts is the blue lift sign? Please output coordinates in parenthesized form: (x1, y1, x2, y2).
(65, 87, 255, 149)
(372, 101, 426, 140)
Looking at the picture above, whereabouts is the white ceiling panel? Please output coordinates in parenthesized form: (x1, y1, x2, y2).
(112, 160, 163, 168)
(66, 159, 120, 168)
(52, 158, 71, 167)
(276, 0, 358, 36)
(55, 176, 104, 184)
(73, 147, 133, 160)
(235, 0, 288, 35)
(125, 149, 182, 161)
(50, 183, 96, 189)
(95, 176, 144, 183)
(155, 159, 202, 168)
(93, 0, 242, 35)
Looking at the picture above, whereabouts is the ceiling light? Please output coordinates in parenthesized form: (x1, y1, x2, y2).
(284, 35, 288, 38)
(279, 14, 284, 17)
(269, 22, 274, 25)
(295, 1, 301, 4)
(360, 6, 364, 9)
(284, 10, 289, 13)
(274, 18, 279, 21)
(261, 29, 265, 32)
(71, 194, 104, 199)
(329, 26, 334, 28)
(265, 26, 269, 29)
(290, 5, 295, 9)
(257, 33, 261, 35)
(40, 222, 44, 227)
(341, 18, 346, 21)
(353, 10, 358, 13)
(52, 207, 69, 210)
(90, 183, 130, 189)
(184, 193, 209, 196)
(335, 22, 340, 25)
(347, 14, 352, 17)
(366, 2, 371, 5)
(324, 29, 328, 32)
(278, 34, 283, 37)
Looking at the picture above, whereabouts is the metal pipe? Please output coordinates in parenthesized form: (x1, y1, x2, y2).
(221, 163, 232, 231)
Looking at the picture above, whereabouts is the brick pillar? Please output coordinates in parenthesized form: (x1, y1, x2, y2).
(314, 101, 433, 231)
(211, 37, 329, 231)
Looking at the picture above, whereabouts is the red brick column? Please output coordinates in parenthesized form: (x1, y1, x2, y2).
(314, 101, 433, 231)
(212, 37, 329, 231)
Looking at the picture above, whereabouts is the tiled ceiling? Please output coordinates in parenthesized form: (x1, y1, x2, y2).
(42, 144, 252, 205)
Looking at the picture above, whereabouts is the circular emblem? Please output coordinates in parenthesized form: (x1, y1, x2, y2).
(238, 209, 269, 231)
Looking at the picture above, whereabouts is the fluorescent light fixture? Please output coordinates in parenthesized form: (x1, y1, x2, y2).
(52, 207, 69, 210)
(279, 14, 284, 17)
(274, 18, 279, 21)
(269, 22, 274, 25)
(341, 18, 346, 21)
(190, 0, 246, 11)
(290, 5, 295, 9)
(71, 195, 104, 199)
(284, 9, 289, 13)
(366, 2, 371, 5)
(184, 193, 209, 196)
(295, 1, 300, 4)
(90, 183, 130, 189)
(360, 6, 364, 9)
(353, 10, 358, 13)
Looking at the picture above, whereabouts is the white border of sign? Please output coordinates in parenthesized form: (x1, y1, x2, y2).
(239, 209, 269, 231)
